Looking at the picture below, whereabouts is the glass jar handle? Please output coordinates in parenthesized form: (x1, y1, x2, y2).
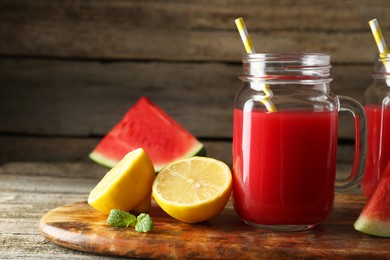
(335, 96, 367, 192)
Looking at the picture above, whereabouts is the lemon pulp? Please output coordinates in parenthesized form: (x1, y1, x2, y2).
(152, 157, 232, 223)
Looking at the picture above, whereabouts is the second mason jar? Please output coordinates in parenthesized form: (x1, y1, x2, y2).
(232, 53, 367, 231)
(361, 53, 390, 198)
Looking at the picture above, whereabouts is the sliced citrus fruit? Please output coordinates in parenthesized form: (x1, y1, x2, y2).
(152, 156, 232, 223)
(88, 148, 155, 215)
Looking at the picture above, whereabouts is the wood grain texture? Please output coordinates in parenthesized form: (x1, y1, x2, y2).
(0, 136, 357, 166)
(0, 58, 371, 139)
(2, 0, 389, 31)
(0, 0, 382, 160)
(0, 163, 122, 259)
(0, 162, 362, 259)
(39, 196, 390, 259)
(0, 59, 238, 138)
(0, 136, 233, 166)
(0, 0, 388, 62)
(0, 29, 378, 63)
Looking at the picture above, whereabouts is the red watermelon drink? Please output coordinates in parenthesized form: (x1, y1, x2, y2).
(361, 105, 390, 198)
(232, 109, 338, 227)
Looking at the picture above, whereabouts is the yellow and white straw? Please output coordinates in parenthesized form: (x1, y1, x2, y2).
(235, 17, 277, 112)
(369, 19, 389, 54)
(235, 18, 256, 54)
(369, 18, 390, 81)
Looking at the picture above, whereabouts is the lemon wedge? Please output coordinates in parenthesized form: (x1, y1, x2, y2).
(88, 148, 155, 215)
(152, 157, 232, 223)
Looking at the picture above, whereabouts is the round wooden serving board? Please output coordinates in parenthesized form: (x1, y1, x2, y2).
(39, 195, 390, 259)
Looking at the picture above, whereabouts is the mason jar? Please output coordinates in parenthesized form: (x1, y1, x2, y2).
(361, 53, 390, 198)
(232, 53, 367, 231)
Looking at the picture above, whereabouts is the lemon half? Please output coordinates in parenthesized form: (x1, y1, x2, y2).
(88, 148, 155, 215)
(152, 156, 232, 223)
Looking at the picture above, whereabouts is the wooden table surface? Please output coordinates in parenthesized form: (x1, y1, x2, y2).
(1, 162, 121, 259)
(1, 161, 383, 259)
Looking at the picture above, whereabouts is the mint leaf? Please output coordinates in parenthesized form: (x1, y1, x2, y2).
(135, 213, 154, 232)
(106, 210, 154, 232)
(107, 209, 136, 227)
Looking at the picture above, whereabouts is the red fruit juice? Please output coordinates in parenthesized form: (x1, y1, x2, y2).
(361, 105, 390, 198)
(232, 109, 338, 225)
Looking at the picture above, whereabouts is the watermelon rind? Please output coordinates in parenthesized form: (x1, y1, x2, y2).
(354, 216, 390, 238)
(354, 158, 390, 238)
(89, 151, 119, 169)
(194, 145, 206, 157)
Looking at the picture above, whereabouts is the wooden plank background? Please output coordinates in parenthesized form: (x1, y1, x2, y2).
(1, 0, 389, 167)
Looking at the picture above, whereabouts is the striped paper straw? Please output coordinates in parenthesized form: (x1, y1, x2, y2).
(235, 18, 256, 54)
(369, 18, 390, 76)
(369, 19, 389, 54)
(235, 17, 277, 112)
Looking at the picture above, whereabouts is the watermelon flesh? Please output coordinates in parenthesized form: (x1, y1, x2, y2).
(354, 160, 390, 237)
(90, 97, 204, 172)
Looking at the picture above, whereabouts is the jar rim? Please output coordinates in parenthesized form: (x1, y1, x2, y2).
(242, 53, 331, 65)
(241, 52, 331, 81)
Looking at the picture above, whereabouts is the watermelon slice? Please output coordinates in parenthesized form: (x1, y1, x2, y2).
(354, 160, 390, 237)
(89, 97, 204, 172)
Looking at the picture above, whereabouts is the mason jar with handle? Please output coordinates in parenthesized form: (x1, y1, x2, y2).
(361, 53, 390, 199)
(232, 53, 367, 231)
